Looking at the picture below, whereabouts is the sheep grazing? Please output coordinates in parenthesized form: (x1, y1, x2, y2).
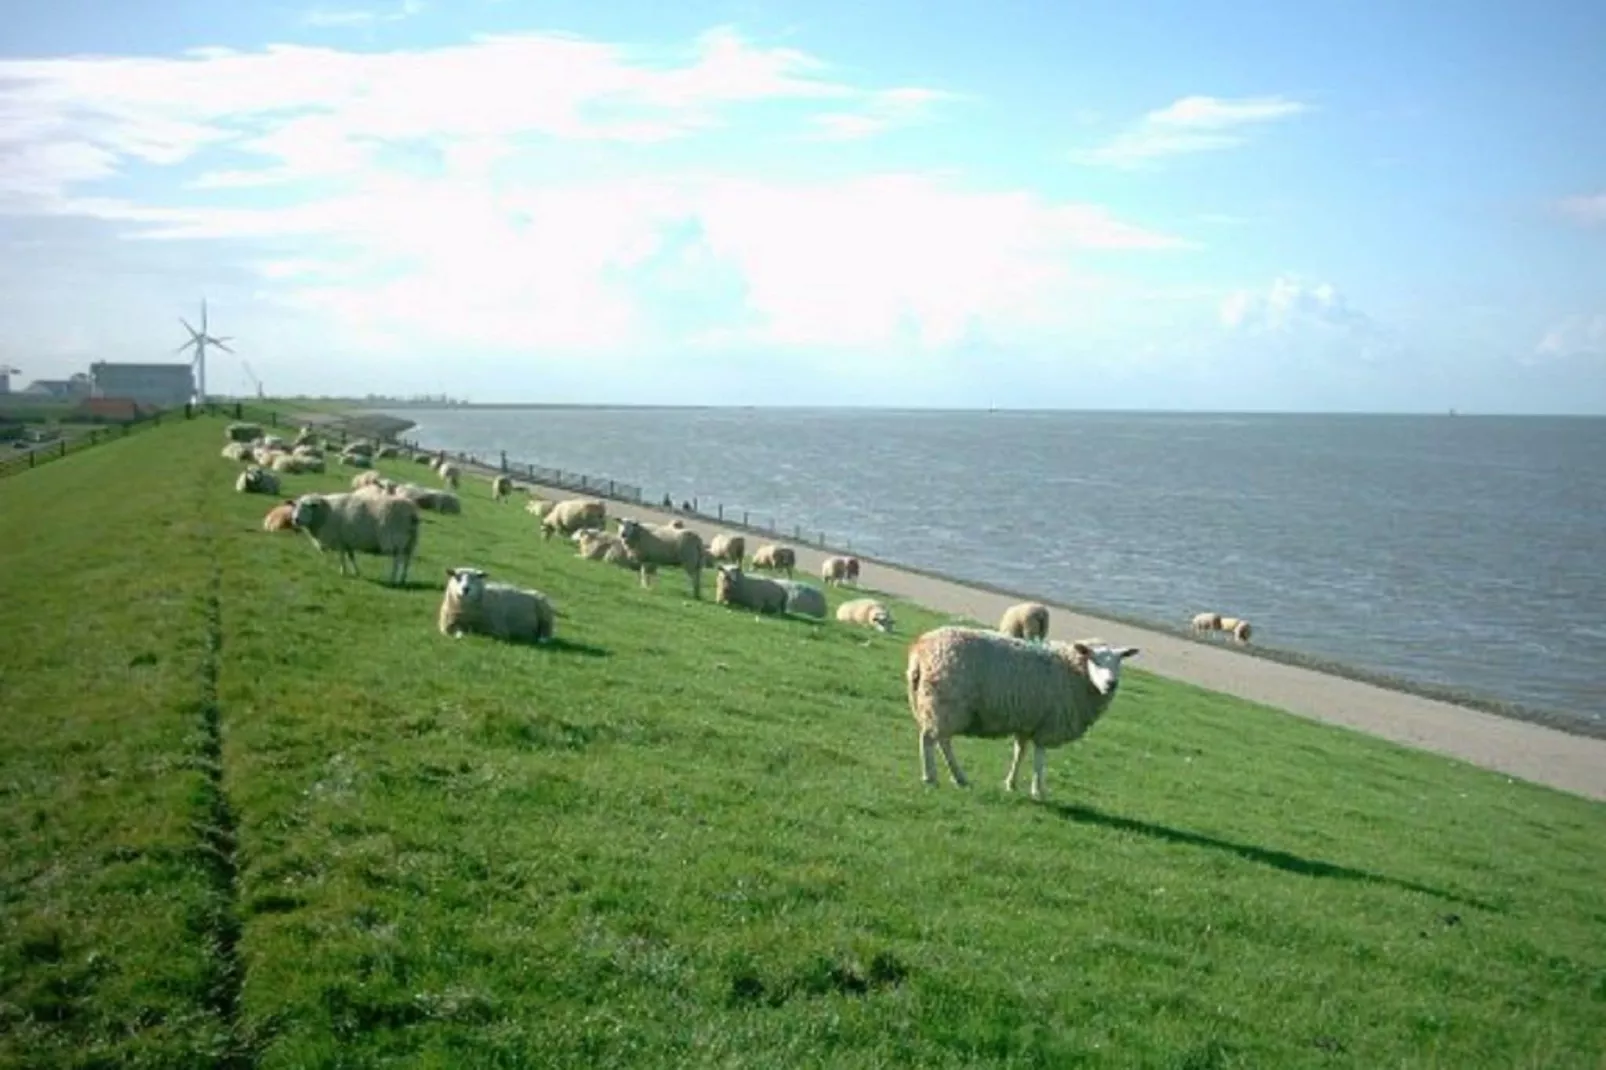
(1191, 611, 1223, 634)
(491, 474, 512, 502)
(775, 579, 827, 619)
(235, 466, 281, 495)
(540, 498, 607, 541)
(574, 529, 648, 572)
(437, 462, 461, 490)
(750, 544, 796, 579)
(706, 534, 746, 566)
(225, 422, 262, 443)
(616, 517, 704, 598)
(999, 601, 1050, 642)
(713, 564, 788, 615)
(290, 491, 421, 586)
(1219, 616, 1253, 643)
(262, 499, 297, 532)
(437, 567, 556, 644)
(837, 597, 894, 633)
(906, 626, 1141, 800)
(821, 555, 861, 586)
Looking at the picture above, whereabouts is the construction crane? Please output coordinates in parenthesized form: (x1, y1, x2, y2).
(241, 360, 265, 399)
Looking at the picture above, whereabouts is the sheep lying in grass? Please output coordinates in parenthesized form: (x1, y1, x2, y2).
(1191, 611, 1222, 633)
(262, 500, 297, 532)
(491, 475, 512, 502)
(540, 498, 606, 541)
(774, 579, 826, 619)
(907, 626, 1140, 799)
(339, 452, 372, 469)
(221, 442, 252, 462)
(707, 534, 745, 565)
(235, 466, 281, 495)
(617, 517, 704, 598)
(437, 462, 460, 490)
(1219, 616, 1253, 643)
(751, 544, 796, 579)
(837, 597, 894, 633)
(291, 491, 421, 586)
(821, 555, 860, 585)
(999, 601, 1050, 642)
(352, 470, 391, 491)
(714, 564, 788, 615)
(574, 529, 650, 572)
(271, 453, 317, 475)
(225, 422, 262, 443)
(438, 567, 556, 644)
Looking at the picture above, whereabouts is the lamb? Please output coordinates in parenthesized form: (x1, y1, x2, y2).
(999, 601, 1050, 642)
(1191, 611, 1223, 634)
(821, 555, 861, 585)
(540, 498, 607, 540)
(262, 499, 297, 532)
(437, 567, 556, 644)
(750, 544, 796, 579)
(713, 564, 789, 614)
(616, 517, 704, 598)
(906, 626, 1140, 799)
(491, 474, 512, 502)
(437, 462, 460, 490)
(574, 529, 649, 572)
(235, 466, 281, 495)
(290, 491, 421, 586)
(1218, 616, 1253, 643)
(774, 579, 827, 619)
(707, 534, 745, 565)
(837, 597, 894, 633)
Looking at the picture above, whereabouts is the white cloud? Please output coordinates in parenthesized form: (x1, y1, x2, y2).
(1533, 314, 1606, 361)
(1219, 275, 1399, 367)
(1081, 95, 1308, 168)
(1556, 192, 1606, 227)
(303, 1, 424, 28)
(806, 86, 958, 141)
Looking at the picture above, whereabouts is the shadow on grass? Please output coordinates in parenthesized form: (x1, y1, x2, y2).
(1048, 801, 1498, 912)
(542, 637, 610, 658)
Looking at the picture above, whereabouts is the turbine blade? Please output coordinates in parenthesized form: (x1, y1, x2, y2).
(213, 340, 235, 354)
(175, 340, 195, 354)
(180, 317, 199, 337)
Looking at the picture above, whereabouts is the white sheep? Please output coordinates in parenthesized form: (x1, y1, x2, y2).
(221, 442, 252, 462)
(751, 544, 796, 579)
(437, 567, 555, 644)
(1219, 616, 1253, 643)
(351, 470, 388, 491)
(707, 533, 746, 565)
(836, 597, 894, 633)
(821, 555, 861, 586)
(540, 498, 607, 541)
(1191, 611, 1222, 634)
(616, 517, 704, 598)
(390, 483, 460, 514)
(574, 529, 650, 573)
(290, 491, 421, 586)
(713, 564, 788, 614)
(491, 474, 512, 502)
(437, 462, 461, 490)
(906, 626, 1140, 799)
(773, 579, 827, 619)
(235, 466, 281, 495)
(526, 498, 556, 519)
(999, 601, 1050, 642)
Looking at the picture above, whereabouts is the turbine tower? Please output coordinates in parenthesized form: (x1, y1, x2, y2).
(175, 299, 233, 404)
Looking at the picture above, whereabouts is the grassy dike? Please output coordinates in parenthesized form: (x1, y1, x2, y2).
(1, 415, 1603, 1068)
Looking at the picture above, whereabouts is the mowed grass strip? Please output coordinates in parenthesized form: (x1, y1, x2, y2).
(6, 416, 1606, 1069)
(0, 418, 240, 1067)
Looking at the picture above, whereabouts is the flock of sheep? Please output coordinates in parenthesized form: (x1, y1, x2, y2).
(219, 421, 1235, 800)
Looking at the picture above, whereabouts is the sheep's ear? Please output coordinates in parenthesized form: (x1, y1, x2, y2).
(1119, 647, 1140, 659)
(1072, 641, 1092, 657)
(445, 567, 458, 578)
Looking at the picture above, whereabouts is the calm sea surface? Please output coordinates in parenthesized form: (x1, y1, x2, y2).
(384, 408, 1606, 726)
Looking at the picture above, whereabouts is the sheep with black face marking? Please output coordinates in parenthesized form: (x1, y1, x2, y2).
(714, 564, 788, 615)
(707, 533, 745, 565)
(999, 601, 1050, 642)
(616, 517, 704, 598)
(751, 544, 796, 579)
(235, 466, 281, 495)
(821, 555, 860, 586)
(491, 474, 512, 502)
(1218, 616, 1253, 643)
(540, 498, 606, 540)
(290, 491, 420, 586)
(438, 566, 555, 644)
(837, 597, 894, 633)
(436, 462, 460, 490)
(907, 626, 1140, 800)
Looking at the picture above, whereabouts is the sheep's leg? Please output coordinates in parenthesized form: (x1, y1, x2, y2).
(639, 566, 652, 589)
(1004, 737, 1028, 792)
(937, 738, 969, 788)
(919, 731, 939, 785)
(1030, 742, 1048, 800)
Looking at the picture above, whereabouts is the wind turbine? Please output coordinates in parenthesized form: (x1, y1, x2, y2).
(175, 300, 233, 404)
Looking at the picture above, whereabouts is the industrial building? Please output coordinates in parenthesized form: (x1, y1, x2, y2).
(88, 362, 196, 408)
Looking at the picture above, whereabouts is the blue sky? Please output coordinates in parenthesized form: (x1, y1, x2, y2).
(2, 0, 1603, 412)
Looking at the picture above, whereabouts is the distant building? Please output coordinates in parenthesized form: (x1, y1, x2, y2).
(20, 377, 92, 401)
(89, 362, 195, 408)
(74, 397, 151, 423)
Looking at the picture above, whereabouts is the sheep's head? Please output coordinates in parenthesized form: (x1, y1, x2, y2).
(846, 558, 861, 580)
(617, 518, 643, 546)
(445, 567, 488, 602)
(871, 607, 894, 633)
(714, 564, 742, 602)
(1070, 640, 1140, 697)
(290, 494, 328, 531)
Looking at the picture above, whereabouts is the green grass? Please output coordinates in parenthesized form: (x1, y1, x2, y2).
(2, 416, 1604, 1069)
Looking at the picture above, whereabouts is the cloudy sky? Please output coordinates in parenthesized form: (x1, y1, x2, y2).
(2, 0, 1603, 412)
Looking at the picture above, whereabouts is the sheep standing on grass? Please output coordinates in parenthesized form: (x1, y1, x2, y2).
(714, 564, 788, 615)
(438, 567, 556, 644)
(437, 462, 461, 491)
(235, 466, 281, 495)
(821, 555, 860, 585)
(526, 498, 555, 520)
(906, 626, 1140, 800)
(1219, 616, 1253, 643)
(491, 475, 512, 502)
(774, 579, 827, 619)
(707, 534, 745, 565)
(617, 517, 704, 598)
(837, 597, 894, 633)
(751, 544, 796, 579)
(291, 491, 421, 586)
(540, 498, 607, 540)
(262, 500, 297, 532)
(999, 602, 1050, 642)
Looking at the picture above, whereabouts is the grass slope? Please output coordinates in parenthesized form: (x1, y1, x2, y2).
(2, 416, 1604, 1069)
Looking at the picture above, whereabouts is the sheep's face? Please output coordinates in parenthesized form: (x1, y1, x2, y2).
(290, 495, 326, 531)
(871, 609, 893, 633)
(617, 518, 642, 545)
(445, 567, 488, 603)
(1072, 641, 1141, 696)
